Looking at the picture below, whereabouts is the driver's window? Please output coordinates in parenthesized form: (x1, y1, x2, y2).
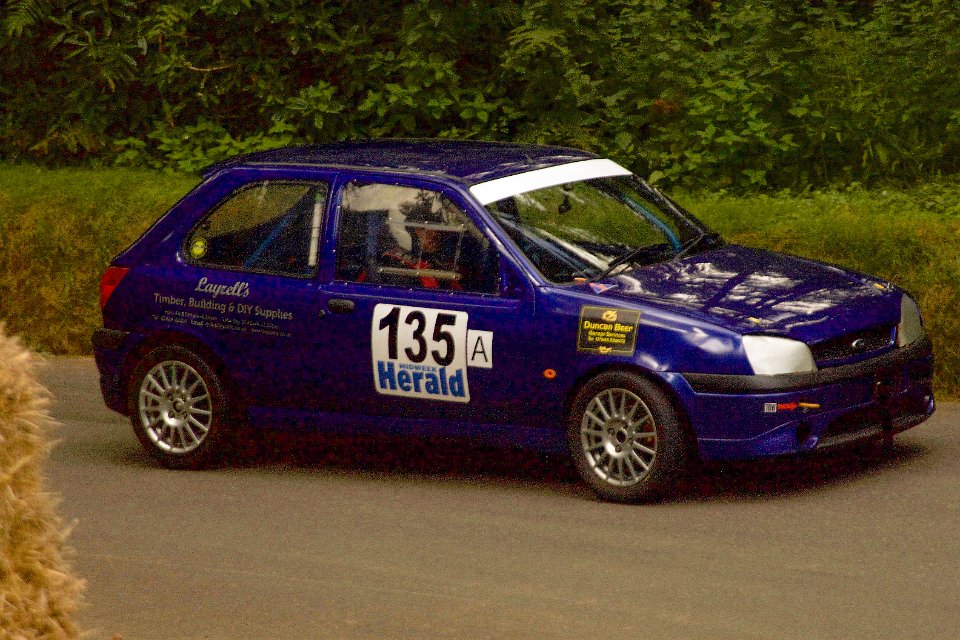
(334, 182, 498, 293)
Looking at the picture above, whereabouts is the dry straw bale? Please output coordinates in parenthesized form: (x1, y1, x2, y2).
(0, 326, 83, 639)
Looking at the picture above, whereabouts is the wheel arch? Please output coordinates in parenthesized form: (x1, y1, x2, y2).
(563, 363, 701, 460)
(120, 331, 242, 415)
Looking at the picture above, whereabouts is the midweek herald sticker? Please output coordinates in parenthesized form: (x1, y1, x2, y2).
(577, 306, 641, 355)
(371, 304, 494, 403)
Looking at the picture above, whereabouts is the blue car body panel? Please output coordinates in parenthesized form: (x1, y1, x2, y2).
(94, 141, 935, 462)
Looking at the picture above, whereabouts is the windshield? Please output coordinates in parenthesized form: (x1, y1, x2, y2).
(483, 175, 719, 283)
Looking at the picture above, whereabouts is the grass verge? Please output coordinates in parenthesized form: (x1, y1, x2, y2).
(0, 166, 956, 398)
(0, 166, 197, 354)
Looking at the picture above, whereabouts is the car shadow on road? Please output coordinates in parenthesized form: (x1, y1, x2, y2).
(233, 431, 583, 491)
(678, 439, 927, 502)
(225, 430, 928, 503)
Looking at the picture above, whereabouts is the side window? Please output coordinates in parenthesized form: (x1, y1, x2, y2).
(185, 181, 327, 277)
(334, 182, 498, 294)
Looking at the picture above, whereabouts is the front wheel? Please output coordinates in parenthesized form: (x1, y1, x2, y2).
(128, 346, 233, 469)
(568, 372, 688, 503)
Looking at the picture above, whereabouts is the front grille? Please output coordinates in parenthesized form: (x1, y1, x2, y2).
(810, 325, 894, 365)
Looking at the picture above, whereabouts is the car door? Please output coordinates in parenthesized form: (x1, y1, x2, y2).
(315, 175, 538, 426)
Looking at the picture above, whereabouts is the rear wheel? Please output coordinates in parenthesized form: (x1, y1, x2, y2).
(128, 346, 233, 469)
(568, 371, 688, 503)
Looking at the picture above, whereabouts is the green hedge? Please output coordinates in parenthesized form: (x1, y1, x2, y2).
(3, 1, 960, 189)
(0, 166, 956, 398)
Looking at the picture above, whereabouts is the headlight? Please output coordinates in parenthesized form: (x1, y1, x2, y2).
(742, 335, 818, 375)
(896, 294, 924, 347)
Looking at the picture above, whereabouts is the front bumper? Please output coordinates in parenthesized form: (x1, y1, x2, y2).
(678, 337, 934, 461)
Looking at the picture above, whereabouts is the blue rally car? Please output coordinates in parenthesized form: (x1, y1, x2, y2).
(93, 140, 934, 502)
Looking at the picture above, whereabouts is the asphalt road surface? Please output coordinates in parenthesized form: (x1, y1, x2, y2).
(42, 357, 959, 640)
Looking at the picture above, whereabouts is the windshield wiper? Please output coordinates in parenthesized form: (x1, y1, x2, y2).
(588, 246, 660, 282)
(672, 231, 722, 262)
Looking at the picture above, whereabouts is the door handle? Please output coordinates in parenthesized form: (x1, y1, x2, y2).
(327, 298, 355, 314)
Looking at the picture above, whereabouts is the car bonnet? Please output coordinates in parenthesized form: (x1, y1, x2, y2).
(581, 244, 902, 343)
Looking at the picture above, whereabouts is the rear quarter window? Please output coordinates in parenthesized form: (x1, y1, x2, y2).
(184, 181, 327, 277)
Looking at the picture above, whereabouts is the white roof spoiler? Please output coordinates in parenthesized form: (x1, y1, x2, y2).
(469, 158, 632, 205)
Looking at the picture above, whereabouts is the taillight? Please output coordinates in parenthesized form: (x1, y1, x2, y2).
(99, 266, 130, 309)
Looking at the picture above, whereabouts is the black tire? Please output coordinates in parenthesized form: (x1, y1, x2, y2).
(567, 371, 689, 503)
(127, 345, 235, 469)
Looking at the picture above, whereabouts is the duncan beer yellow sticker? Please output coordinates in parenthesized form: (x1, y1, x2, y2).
(577, 306, 641, 355)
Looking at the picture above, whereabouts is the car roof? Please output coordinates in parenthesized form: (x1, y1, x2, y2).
(203, 139, 599, 186)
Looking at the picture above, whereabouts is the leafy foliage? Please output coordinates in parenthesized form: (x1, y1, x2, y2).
(2, 1, 959, 188)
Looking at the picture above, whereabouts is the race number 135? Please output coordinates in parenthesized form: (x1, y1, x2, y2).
(371, 304, 470, 402)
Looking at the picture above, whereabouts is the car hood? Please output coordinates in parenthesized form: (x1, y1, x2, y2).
(583, 245, 901, 343)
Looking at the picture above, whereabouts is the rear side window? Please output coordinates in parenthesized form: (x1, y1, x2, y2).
(185, 181, 328, 277)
